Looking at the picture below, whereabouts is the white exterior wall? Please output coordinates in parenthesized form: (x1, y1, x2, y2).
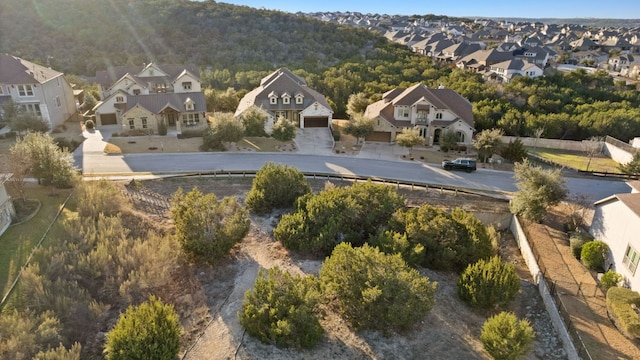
(173, 73, 202, 93)
(94, 92, 127, 126)
(299, 103, 332, 128)
(0, 182, 14, 237)
(40, 76, 76, 128)
(590, 200, 640, 291)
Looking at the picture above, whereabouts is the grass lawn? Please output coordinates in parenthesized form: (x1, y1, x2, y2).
(0, 185, 73, 299)
(528, 148, 620, 173)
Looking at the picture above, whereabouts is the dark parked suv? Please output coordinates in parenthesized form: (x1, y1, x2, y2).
(442, 158, 477, 173)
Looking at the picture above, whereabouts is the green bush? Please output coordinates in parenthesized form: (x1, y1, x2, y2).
(319, 243, 437, 332)
(239, 267, 323, 348)
(500, 138, 528, 163)
(601, 270, 623, 292)
(245, 162, 310, 214)
(158, 120, 167, 135)
(170, 187, 250, 264)
(458, 256, 520, 308)
(581, 240, 608, 271)
(177, 129, 205, 139)
(84, 119, 95, 130)
(104, 296, 181, 360)
(332, 129, 341, 141)
(274, 181, 405, 255)
(271, 117, 297, 142)
(570, 232, 593, 259)
(606, 287, 640, 339)
(480, 312, 534, 360)
(201, 126, 224, 150)
(53, 137, 83, 152)
(381, 205, 497, 271)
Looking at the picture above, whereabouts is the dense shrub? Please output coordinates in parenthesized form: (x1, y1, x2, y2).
(53, 137, 83, 152)
(76, 179, 124, 220)
(332, 129, 341, 141)
(271, 117, 297, 142)
(239, 267, 323, 348)
(580, 240, 608, 271)
(241, 106, 268, 137)
(245, 162, 310, 214)
(0, 310, 65, 359)
(381, 205, 497, 271)
(569, 231, 594, 259)
(177, 129, 205, 139)
(158, 120, 168, 135)
(170, 187, 250, 263)
(104, 296, 181, 360)
(601, 270, 623, 292)
(458, 256, 520, 308)
(319, 243, 437, 332)
(606, 287, 640, 339)
(480, 312, 535, 360)
(510, 159, 567, 222)
(274, 181, 405, 255)
(84, 119, 95, 130)
(500, 138, 528, 163)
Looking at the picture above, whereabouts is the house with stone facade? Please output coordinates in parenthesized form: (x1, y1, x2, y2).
(93, 63, 206, 134)
(363, 83, 474, 145)
(234, 68, 332, 131)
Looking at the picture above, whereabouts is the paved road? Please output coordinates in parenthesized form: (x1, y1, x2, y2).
(82, 152, 631, 201)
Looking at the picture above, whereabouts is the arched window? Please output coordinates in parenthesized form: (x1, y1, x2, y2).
(456, 131, 465, 143)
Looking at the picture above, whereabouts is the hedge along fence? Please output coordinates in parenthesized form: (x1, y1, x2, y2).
(510, 215, 580, 360)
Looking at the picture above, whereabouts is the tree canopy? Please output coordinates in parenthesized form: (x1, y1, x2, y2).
(510, 159, 568, 222)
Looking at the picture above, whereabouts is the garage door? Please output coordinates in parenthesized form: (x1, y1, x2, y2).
(100, 113, 117, 125)
(304, 117, 329, 128)
(365, 131, 391, 142)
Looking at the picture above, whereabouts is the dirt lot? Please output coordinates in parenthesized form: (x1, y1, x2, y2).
(126, 178, 566, 360)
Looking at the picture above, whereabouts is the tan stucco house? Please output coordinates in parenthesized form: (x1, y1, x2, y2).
(363, 83, 474, 145)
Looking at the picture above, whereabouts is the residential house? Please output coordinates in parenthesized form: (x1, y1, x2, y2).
(609, 54, 635, 72)
(488, 59, 544, 82)
(513, 46, 551, 67)
(234, 68, 333, 130)
(590, 187, 640, 291)
(0, 173, 15, 237)
(0, 54, 77, 130)
(93, 63, 204, 134)
(363, 84, 474, 145)
(435, 42, 482, 64)
(456, 49, 514, 72)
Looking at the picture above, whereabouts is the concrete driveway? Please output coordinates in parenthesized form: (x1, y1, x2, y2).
(294, 128, 334, 155)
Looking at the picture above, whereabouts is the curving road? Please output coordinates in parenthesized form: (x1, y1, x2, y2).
(82, 152, 631, 201)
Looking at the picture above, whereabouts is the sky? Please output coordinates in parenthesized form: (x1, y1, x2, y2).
(216, 0, 640, 19)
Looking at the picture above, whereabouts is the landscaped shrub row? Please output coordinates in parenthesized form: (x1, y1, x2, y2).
(606, 287, 640, 339)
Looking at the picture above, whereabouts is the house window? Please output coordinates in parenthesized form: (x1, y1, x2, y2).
(295, 95, 303, 104)
(185, 102, 194, 111)
(18, 85, 34, 97)
(56, 96, 61, 107)
(435, 112, 443, 119)
(0, 86, 4, 95)
(141, 117, 148, 129)
(623, 245, 639, 275)
(396, 107, 410, 118)
(182, 82, 192, 90)
(283, 96, 290, 104)
(133, 89, 141, 95)
(128, 118, 135, 129)
(276, 111, 287, 119)
(270, 96, 277, 105)
(21, 104, 41, 117)
(116, 96, 124, 103)
(182, 113, 200, 126)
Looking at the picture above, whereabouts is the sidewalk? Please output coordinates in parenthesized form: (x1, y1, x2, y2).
(525, 208, 640, 359)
